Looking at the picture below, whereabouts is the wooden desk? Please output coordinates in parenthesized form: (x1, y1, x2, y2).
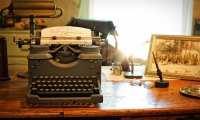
(0, 65, 200, 119)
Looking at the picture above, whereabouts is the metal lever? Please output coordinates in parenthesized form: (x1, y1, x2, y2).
(13, 34, 32, 48)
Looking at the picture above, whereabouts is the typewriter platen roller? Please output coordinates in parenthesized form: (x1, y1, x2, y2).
(26, 26, 103, 104)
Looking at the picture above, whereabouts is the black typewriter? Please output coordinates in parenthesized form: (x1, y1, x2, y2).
(26, 26, 103, 104)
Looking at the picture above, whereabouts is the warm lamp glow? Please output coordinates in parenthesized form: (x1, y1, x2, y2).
(90, 0, 192, 63)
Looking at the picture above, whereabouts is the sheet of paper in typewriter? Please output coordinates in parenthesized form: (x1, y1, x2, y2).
(40, 26, 92, 45)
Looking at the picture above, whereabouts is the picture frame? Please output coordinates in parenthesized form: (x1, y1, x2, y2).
(145, 34, 200, 80)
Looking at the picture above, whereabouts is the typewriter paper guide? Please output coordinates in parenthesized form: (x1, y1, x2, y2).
(40, 26, 92, 45)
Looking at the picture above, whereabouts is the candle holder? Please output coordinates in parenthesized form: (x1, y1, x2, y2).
(124, 62, 142, 79)
(124, 53, 142, 79)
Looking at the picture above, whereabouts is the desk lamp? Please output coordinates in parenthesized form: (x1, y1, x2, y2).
(0, 0, 63, 78)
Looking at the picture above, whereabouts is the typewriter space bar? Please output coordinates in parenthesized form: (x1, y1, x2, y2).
(37, 91, 94, 97)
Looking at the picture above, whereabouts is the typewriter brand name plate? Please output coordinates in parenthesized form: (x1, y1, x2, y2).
(180, 85, 200, 98)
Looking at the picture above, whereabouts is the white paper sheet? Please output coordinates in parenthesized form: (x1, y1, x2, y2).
(40, 26, 92, 45)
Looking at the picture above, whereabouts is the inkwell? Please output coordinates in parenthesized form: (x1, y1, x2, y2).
(152, 52, 169, 88)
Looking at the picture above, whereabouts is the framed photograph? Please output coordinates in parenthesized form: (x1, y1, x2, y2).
(145, 34, 200, 80)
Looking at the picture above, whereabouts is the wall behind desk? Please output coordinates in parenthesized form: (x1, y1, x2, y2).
(43, 0, 80, 27)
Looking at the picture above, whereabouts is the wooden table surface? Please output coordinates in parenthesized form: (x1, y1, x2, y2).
(0, 65, 200, 119)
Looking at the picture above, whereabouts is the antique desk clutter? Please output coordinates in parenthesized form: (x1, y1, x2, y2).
(1, 1, 200, 119)
(0, 65, 199, 119)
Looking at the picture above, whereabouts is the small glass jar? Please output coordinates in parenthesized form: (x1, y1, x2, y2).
(112, 62, 122, 76)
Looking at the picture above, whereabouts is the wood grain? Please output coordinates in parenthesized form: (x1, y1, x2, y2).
(0, 65, 199, 119)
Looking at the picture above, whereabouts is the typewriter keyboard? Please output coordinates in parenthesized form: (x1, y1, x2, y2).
(30, 76, 99, 97)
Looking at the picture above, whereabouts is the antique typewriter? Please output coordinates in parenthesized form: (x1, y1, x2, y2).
(26, 26, 103, 104)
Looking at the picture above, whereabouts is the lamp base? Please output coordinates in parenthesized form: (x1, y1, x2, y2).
(17, 71, 28, 78)
(0, 77, 11, 81)
(124, 71, 142, 79)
